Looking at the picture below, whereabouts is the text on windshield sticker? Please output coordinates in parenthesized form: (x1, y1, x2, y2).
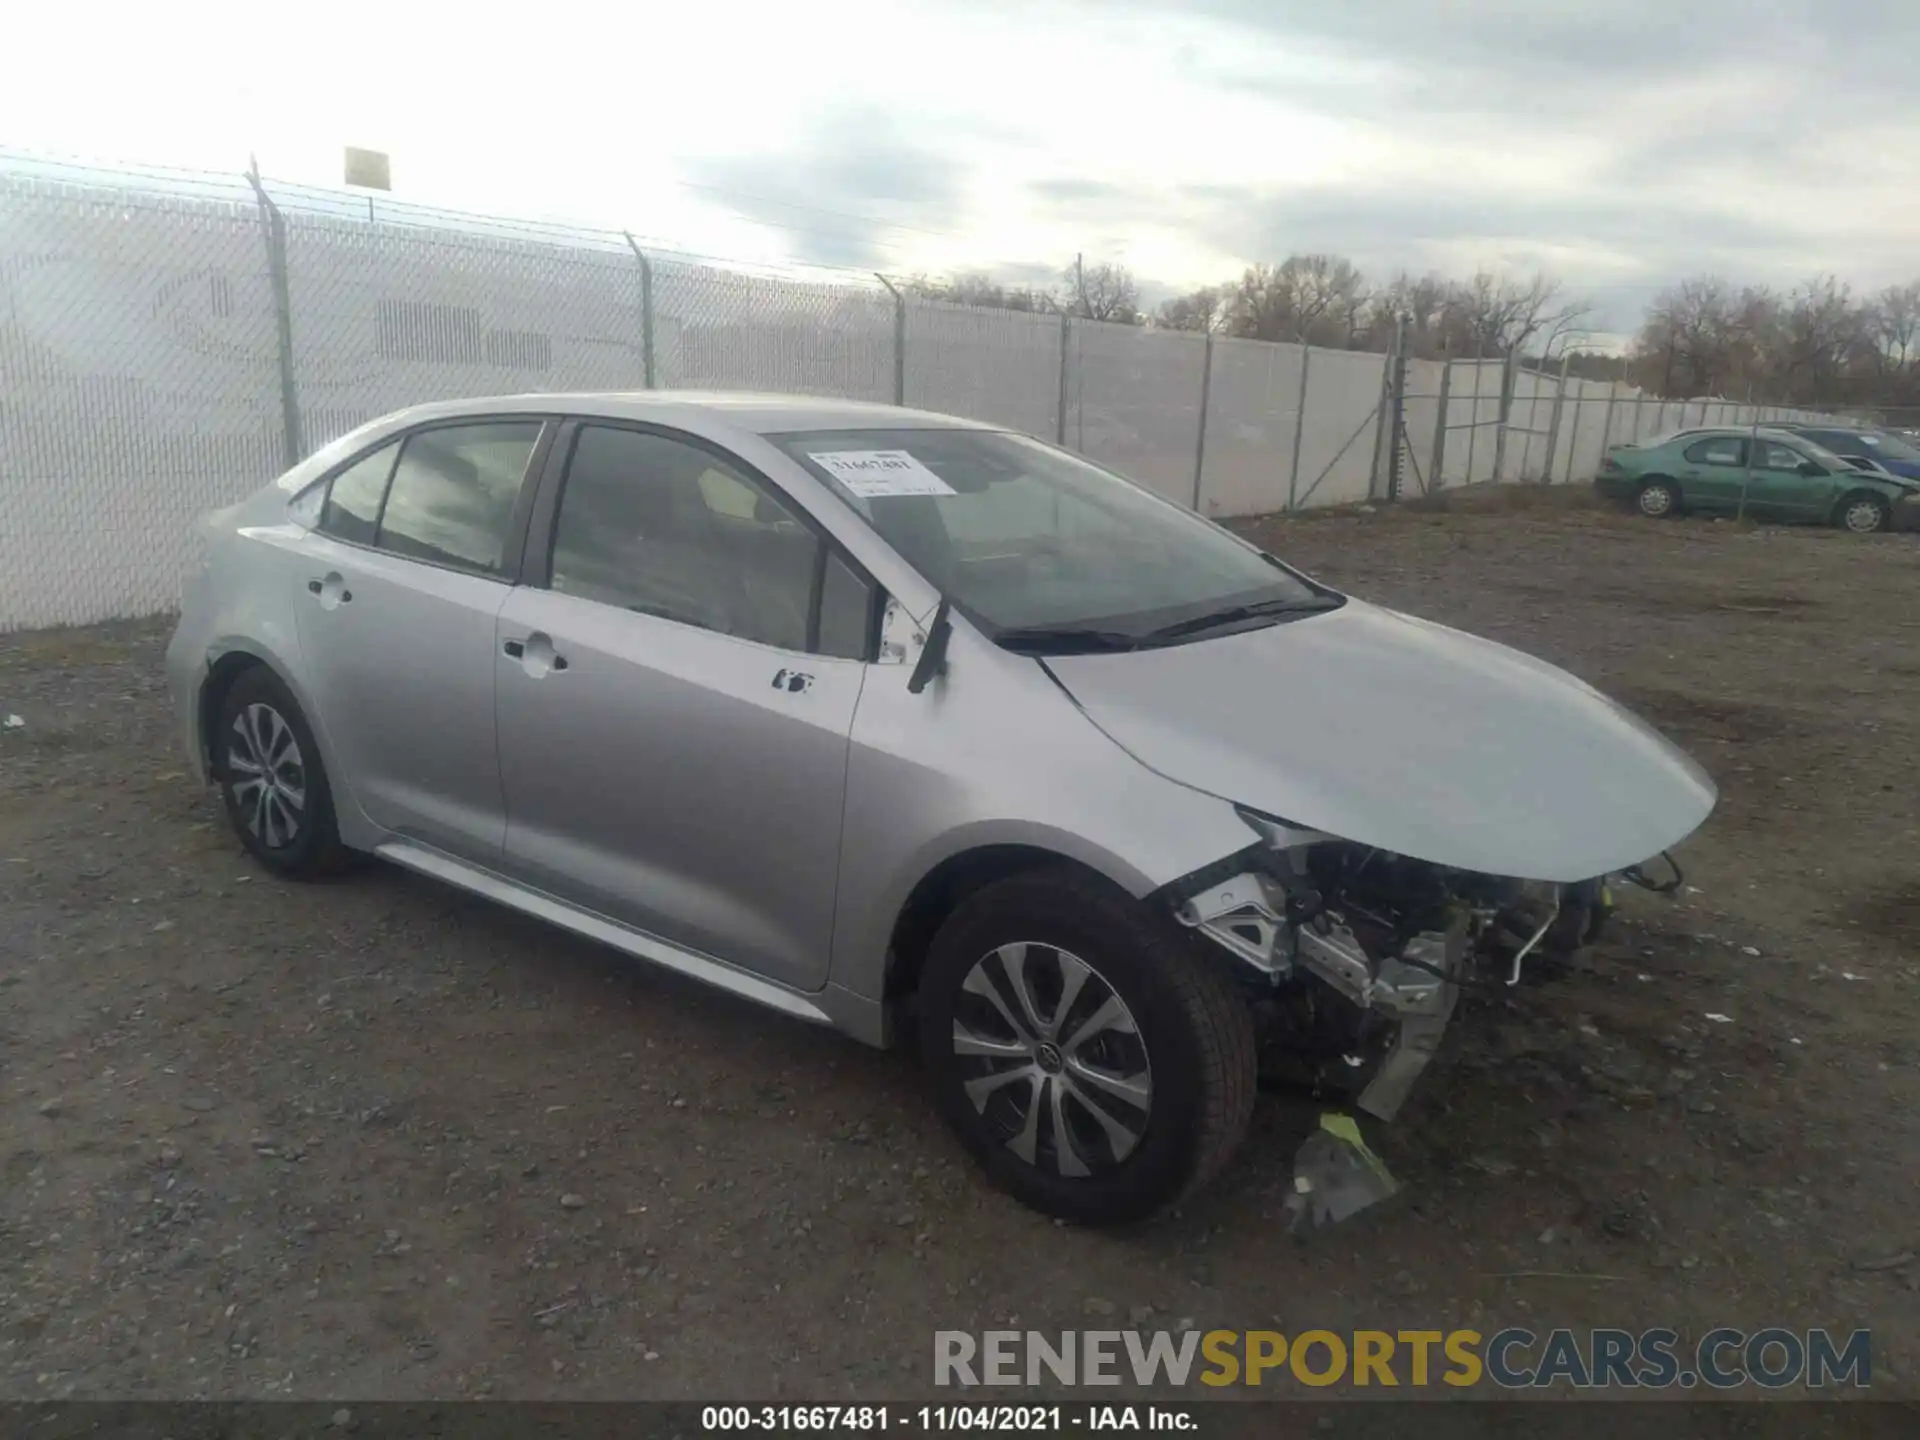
(807, 450, 957, 498)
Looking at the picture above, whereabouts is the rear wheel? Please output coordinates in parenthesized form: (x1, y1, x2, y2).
(1836, 491, 1891, 534)
(918, 869, 1256, 1225)
(1636, 478, 1678, 518)
(214, 668, 352, 878)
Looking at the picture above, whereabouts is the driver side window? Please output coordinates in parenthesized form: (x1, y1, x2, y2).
(547, 425, 872, 659)
(1756, 441, 1809, 472)
(1683, 438, 1745, 468)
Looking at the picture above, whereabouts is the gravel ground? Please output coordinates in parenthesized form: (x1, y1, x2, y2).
(3, 489, 1919, 1403)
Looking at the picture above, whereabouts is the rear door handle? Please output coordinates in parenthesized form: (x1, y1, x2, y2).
(504, 633, 568, 675)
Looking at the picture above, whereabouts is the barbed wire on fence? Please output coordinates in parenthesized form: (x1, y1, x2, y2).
(0, 152, 1825, 631)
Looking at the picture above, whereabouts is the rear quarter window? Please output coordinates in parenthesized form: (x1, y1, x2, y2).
(318, 442, 400, 544)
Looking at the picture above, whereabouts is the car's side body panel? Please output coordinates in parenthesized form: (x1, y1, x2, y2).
(291, 530, 516, 866)
(827, 622, 1266, 1003)
(493, 585, 869, 992)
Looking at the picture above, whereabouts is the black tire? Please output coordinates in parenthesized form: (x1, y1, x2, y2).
(1635, 478, 1679, 518)
(918, 868, 1257, 1225)
(1834, 490, 1891, 534)
(213, 667, 352, 879)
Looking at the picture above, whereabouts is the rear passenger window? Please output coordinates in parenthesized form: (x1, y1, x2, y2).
(1683, 438, 1744, 467)
(549, 425, 872, 658)
(376, 422, 542, 574)
(319, 442, 399, 545)
(1756, 442, 1809, 472)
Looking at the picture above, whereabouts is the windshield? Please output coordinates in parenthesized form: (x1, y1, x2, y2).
(1801, 428, 1920, 463)
(1854, 430, 1920, 462)
(769, 428, 1332, 644)
(1785, 435, 1854, 469)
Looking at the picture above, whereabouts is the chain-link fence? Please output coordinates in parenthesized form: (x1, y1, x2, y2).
(0, 156, 1836, 630)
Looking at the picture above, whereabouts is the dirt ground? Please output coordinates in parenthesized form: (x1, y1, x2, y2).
(4, 489, 1919, 1405)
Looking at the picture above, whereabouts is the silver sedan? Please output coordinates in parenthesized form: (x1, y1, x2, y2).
(167, 392, 1715, 1223)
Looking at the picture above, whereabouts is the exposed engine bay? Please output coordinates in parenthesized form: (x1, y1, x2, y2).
(1169, 820, 1641, 1122)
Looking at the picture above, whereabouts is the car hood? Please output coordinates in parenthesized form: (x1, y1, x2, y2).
(1042, 600, 1717, 884)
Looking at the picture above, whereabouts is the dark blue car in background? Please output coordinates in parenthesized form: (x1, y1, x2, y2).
(1780, 424, 1920, 480)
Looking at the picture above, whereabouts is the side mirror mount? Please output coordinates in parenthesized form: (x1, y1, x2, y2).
(1799, 460, 1825, 477)
(907, 597, 953, 695)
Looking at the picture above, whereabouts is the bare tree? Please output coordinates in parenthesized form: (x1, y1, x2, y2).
(1225, 254, 1369, 345)
(1155, 285, 1227, 333)
(1774, 275, 1863, 403)
(1869, 281, 1920, 374)
(1060, 256, 1140, 324)
(905, 271, 1049, 313)
(1364, 272, 1450, 355)
(1442, 271, 1588, 358)
(1635, 277, 1758, 396)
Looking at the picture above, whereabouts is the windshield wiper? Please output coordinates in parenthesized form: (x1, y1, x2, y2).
(991, 625, 1143, 654)
(1144, 595, 1344, 641)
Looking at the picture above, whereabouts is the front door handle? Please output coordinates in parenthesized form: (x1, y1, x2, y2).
(307, 572, 352, 608)
(503, 633, 568, 676)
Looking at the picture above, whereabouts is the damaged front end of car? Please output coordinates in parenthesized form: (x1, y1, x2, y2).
(1167, 811, 1653, 1126)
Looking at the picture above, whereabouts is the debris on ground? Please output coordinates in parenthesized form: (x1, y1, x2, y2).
(1852, 1250, 1915, 1274)
(1285, 1112, 1400, 1236)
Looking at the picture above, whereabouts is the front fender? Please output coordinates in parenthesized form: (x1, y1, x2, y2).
(826, 628, 1258, 1002)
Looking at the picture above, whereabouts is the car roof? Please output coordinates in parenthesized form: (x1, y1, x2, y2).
(1787, 423, 1898, 439)
(1661, 425, 1803, 442)
(366, 391, 997, 436)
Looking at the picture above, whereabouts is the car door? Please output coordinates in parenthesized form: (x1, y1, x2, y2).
(292, 417, 550, 865)
(493, 421, 878, 991)
(1746, 438, 1833, 520)
(1677, 435, 1748, 511)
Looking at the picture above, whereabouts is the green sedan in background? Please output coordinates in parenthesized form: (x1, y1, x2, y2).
(1595, 426, 1920, 533)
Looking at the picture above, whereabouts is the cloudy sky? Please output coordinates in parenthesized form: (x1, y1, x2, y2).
(6, 0, 1918, 333)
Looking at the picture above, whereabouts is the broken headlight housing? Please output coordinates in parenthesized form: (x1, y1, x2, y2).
(1169, 808, 1611, 1121)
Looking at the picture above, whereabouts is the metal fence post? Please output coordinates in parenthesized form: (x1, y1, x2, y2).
(1384, 315, 1409, 502)
(1191, 331, 1214, 510)
(622, 232, 656, 388)
(1563, 377, 1586, 483)
(1055, 313, 1071, 446)
(875, 273, 906, 405)
(1367, 326, 1396, 500)
(1466, 361, 1481, 484)
(1491, 352, 1516, 483)
(1600, 383, 1619, 455)
(1286, 343, 1312, 511)
(1541, 351, 1572, 484)
(245, 166, 303, 468)
(1429, 359, 1452, 490)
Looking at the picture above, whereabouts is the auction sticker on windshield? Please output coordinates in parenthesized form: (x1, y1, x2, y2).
(808, 450, 957, 498)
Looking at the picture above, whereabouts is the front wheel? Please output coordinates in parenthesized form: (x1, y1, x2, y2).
(1836, 491, 1891, 534)
(918, 869, 1256, 1225)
